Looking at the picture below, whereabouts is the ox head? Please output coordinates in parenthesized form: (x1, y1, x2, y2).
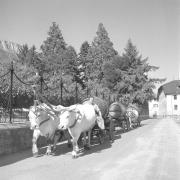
(28, 106, 50, 130)
(93, 104, 105, 130)
(96, 116, 105, 130)
(28, 106, 38, 130)
(58, 108, 81, 130)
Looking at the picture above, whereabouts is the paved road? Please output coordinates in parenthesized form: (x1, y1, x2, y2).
(1, 118, 180, 180)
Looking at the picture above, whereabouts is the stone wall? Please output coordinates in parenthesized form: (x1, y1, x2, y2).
(0, 124, 47, 156)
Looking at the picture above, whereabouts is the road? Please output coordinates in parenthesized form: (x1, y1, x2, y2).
(1, 118, 180, 180)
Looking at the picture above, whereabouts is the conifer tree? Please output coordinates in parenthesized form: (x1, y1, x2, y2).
(78, 41, 90, 87)
(64, 46, 77, 76)
(40, 22, 81, 103)
(41, 22, 66, 56)
(40, 22, 67, 75)
(86, 23, 117, 84)
(103, 39, 165, 105)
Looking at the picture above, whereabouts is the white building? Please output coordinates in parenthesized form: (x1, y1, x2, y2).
(157, 80, 180, 116)
(148, 100, 159, 118)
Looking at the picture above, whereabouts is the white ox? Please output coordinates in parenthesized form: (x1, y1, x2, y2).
(58, 102, 105, 158)
(28, 103, 71, 156)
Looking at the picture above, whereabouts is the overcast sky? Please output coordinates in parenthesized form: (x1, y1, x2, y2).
(0, 0, 180, 87)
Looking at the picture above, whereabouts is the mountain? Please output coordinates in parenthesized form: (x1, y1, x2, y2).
(0, 41, 21, 53)
(0, 40, 21, 64)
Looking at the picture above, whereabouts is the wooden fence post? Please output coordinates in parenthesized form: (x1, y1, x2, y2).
(9, 62, 14, 123)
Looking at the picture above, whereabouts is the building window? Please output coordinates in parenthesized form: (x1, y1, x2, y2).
(174, 105, 178, 110)
(174, 95, 177, 100)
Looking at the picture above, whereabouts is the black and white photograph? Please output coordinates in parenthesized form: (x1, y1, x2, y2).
(0, 0, 179, 179)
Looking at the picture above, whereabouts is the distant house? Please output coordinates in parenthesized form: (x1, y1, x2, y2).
(148, 99, 159, 118)
(157, 80, 180, 116)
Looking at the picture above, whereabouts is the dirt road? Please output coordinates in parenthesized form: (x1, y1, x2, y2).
(1, 118, 180, 180)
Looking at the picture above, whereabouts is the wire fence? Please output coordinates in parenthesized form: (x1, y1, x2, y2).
(0, 62, 150, 124)
(0, 62, 34, 123)
(0, 62, 109, 123)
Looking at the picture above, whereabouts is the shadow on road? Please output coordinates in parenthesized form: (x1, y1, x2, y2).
(0, 140, 73, 167)
(52, 138, 113, 157)
(79, 140, 112, 158)
(48, 141, 73, 156)
(52, 130, 123, 158)
(77, 130, 123, 158)
(0, 149, 32, 167)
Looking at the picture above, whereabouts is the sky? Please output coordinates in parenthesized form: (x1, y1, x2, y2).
(0, 0, 180, 90)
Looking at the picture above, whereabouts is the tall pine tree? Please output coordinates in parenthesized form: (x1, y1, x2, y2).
(78, 41, 90, 87)
(40, 22, 67, 75)
(41, 22, 66, 56)
(104, 39, 165, 105)
(86, 23, 117, 88)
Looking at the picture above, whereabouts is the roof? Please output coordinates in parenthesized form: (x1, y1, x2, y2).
(158, 80, 180, 98)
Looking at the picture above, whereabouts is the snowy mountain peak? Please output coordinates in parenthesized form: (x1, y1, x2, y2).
(0, 40, 21, 54)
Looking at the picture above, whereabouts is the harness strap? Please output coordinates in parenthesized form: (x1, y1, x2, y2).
(69, 111, 82, 129)
(39, 117, 51, 127)
(69, 117, 78, 129)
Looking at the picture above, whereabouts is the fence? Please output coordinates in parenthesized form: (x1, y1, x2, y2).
(0, 62, 35, 123)
(0, 62, 150, 123)
(0, 62, 112, 123)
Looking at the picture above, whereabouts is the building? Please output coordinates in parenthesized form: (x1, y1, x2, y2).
(157, 80, 180, 116)
(148, 99, 159, 118)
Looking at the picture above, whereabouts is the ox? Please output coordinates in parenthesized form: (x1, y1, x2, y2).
(28, 102, 71, 157)
(126, 106, 140, 128)
(58, 102, 105, 158)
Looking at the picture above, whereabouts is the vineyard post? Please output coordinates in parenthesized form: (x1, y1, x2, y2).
(40, 74, 43, 94)
(108, 94, 111, 105)
(102, 92, 105, 99)
(60, 77, 63, 105)
(75, 82, 78, 103)
(60, 57, 63, 105)
(86, 85, 88, 98)
(9, 62, 14, 123)
(95, 89, 98, 97)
